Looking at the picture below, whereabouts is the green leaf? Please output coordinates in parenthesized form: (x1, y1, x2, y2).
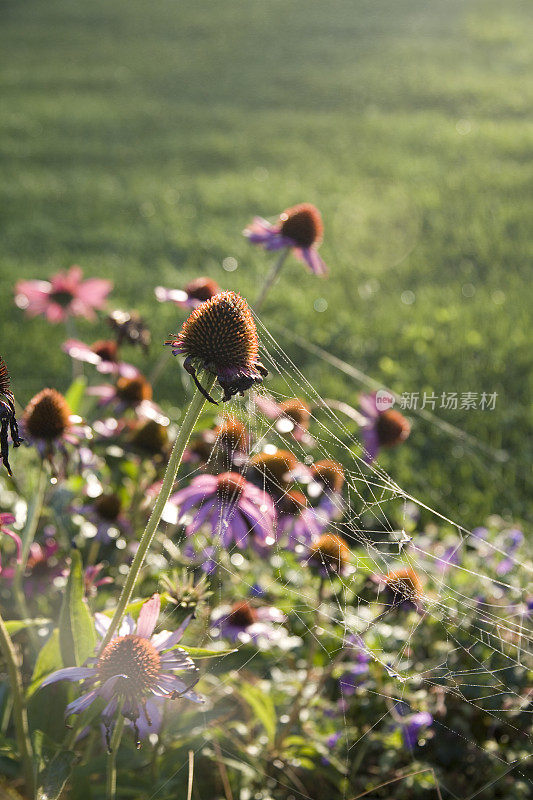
(178, 644, 237, 659)
(58, 550, 96, 667)
(64, 377, 87, 415)
(237, 682, 276, 743)
(4, 619, 50, 636)
(28, 629, 63, 698)
(37, 750, 76, 800)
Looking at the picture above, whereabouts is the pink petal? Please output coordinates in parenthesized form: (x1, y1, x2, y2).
(137, 593, 161, 639)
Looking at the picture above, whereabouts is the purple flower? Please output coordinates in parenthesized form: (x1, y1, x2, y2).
(21, 388, 88, 475)
(276, 490, 325, 549)
(396, 707, 433, 750)
(244, 203, 328, 276)
(15, 266, 112, 323)
(359, 393, 410, 463)
(0, 357, 23, 477)
(436, 545, 461, 572)
(40, 594, 203, 746)
(211, 601, 297, 649)
(88, 374, 160, 420)
(155, 276, 221, 309)
(77, 493, 132, 544)
(62, 339, 138, 378)
(338, 636, 370, 694)
(253, 393, 315, 445)
(170, 472, 276, 553)
(0, 513, 21, 573)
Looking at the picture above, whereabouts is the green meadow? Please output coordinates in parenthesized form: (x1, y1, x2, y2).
(1, 0, 532, 526)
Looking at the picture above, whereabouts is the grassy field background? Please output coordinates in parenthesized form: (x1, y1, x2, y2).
(1, 0, 532, 527)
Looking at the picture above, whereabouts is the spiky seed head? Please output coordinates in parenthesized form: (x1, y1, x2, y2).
(91, 340, 118, 362)
(376, 410, 410, 448)
(116, 375, 153, 405)
(384, 567, 422, 601)
(250, 449, 298, 492)
(214, 416, 249, 452)
(311, 459, 345, 492)
(279, 398, 311, 429)
(279, 203, 323, 248)
(309, 533, 351, 573)
(23, 389, 71, 441)
(279, 489, 307, 516)
(97, 635, 161, 697)
(184, 277, 220, 302)
(227, 601, 257, 627)
(216, 471, 246, 501)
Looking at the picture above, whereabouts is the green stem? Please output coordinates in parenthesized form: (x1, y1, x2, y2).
(254, 249, 289, 312)
(0, 610, 35, 798)
(106, 709, 125, 800)
(99, 378, 215, 652)
(13, 464, 47, 649)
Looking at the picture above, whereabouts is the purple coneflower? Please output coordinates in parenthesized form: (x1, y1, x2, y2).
(78, 492, 132, 543)
(394, 703, 433, 750)
(62, 339, 138, 378)
(253, 394, 314, 444)
(305, 533, 354, 577)
(249, 449, 299, 497)
(0, 513, 21, 574)
(15, 265, 111, 323)
(40, 594, 203, 746)
(21, 388, 87, 470)
(211, 600, 296, 649)
(0, 357, 23, 476)
(359, 393, 410, 463)
(107, 309, 151, 352)
(88, 374, 161, 420)
(170, 471, 276, 552)
(308, 459, 345, 519)
(277, 490, 325, 549)
(155, 276, 221, 309)
(166, 291, 267, 404)
(376, 567, 423, 612)
(244, 203, 328, 276)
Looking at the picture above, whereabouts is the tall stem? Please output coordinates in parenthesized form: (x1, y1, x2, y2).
(254, 249, 289, 312)
(99, 378, 215, 652)
(0, 610, 35, 798)
(106, 710, 125, 800)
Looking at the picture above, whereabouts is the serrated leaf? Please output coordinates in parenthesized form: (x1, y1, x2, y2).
(64, 377, 87, 415)
(178, 645, 237, 659)
(28, 630, 63, 698)
(58, 550, 96, 667)
(37, 750, 75, 800)
(5, 619, 50, 636)
(237, 682, 276, 743)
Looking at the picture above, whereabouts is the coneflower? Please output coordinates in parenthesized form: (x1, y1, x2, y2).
(382, 567, 423, 610)
(0, 357, 23, 476)
(306, 532, 353, 576)
(156, 276, 221, 309)
(62, 338, 138, 378)
(165, 291, 267, 404)
(249, 449, 299, 496)
(22, 388, 86, 468)
(107, 309, 151, 352)
(359, 393, 410, 462)
(253, 394, 313, 442)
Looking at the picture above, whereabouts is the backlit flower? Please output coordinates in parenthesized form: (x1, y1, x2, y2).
(244, 203, 328, 276)
(40, 594, 203, 747)
(22, 388, 87, 470)
(309, 459, 346, 519)
(394, 703, 433, 750)
(62, 339, 138, 378)
(89, 374, 161, 421)
(306, 533, 353, 576)
(277, 490, 325, 549)
(253, 393, 313, 443)
(15, 265, 111, 323)
(155, 277, 221, 309)
(166, 291, 267, 404)
(381, 567, 423, 611)
(249, 449, 299, 496)
(0, 513, 21, 574)
(359, 393, 410, 462)
(211, 601, 296, 649)
(108, 309, 151, 352)
(78, 492, 132, 543)
(170, 472, 276, 552)
(0, 357, 23, 476)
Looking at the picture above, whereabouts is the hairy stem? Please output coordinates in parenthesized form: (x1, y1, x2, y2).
(0, 610, 35, 798)
(106, 710, 125, 800)
(99, 378, 215, 652)
(254, 249, 289, 312)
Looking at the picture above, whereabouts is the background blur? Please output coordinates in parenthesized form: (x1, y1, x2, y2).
(1, 0, 532, 526)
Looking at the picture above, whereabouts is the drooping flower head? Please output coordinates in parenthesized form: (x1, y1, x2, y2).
(0, 513, 21, 574)
(244, 203, 328, 276)
(253, 393, 313, 443)
(214, 416, 250, 455)
(0, 357, 23, 476)
(62, 339, 138, 378)
(15, 265, 112, 323)
(107, 309, 151, 352)
(359, 393, 410, 462)
(250, 449, 299, 497)
(170, 471, 276, 553)
(156, 277, 221, 309)
(22, 388, 86, 469)
(306, 532, 353, 576)
(166, 291, 267, 404)
(211, 600, 295, 649)
(40, 594, 203, 747)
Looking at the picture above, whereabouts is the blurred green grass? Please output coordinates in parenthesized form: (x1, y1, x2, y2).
(1, 0, 532, 525)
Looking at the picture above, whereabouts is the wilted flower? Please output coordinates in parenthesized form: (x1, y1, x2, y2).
(62, 339, 138, 378)
(359, 393, 410, 462)
(165, 291, 268, 404)
(0, 357, 23, 476)
(170, 472, 276, 552)
(244, 203, 328, 276)
(249, 449, 299, 497)
(15, 265, 111, 323)
(253, 394, 313, 443)
(40, 594, 203, 747)
(108, 309, 151, 352)
(0, 513, 21, 574)
(211, 601, 296, 649)
(155, 277, 221, 309)
(277, 490, 325, 549)
(306, 533, 353, 576)
(22, 388, 87, 470)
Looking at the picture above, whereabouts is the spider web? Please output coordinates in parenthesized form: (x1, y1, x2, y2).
(152, 318, 532, 800)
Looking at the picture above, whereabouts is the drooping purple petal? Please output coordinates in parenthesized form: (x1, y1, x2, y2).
(41, 666, 94, 688)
